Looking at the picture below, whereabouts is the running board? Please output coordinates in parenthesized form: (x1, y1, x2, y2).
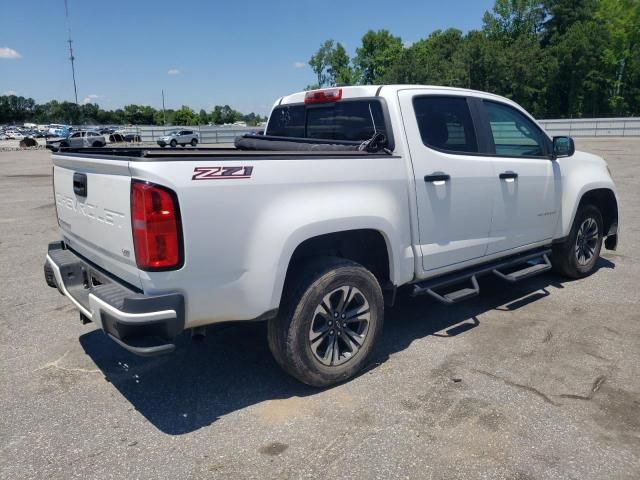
(411, 248, 552, 305)
(493, 254, 552, 283)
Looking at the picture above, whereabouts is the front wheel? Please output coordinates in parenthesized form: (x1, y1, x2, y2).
(170, 139, 177, 148)
(552, 204, 603, 278)
(268, 257, 384, 387)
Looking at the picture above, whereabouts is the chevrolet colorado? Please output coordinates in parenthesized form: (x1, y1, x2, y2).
(44, 85, 619, 386)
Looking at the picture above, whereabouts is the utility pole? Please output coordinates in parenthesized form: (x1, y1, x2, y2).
(64, 0, 79, 105)
(162, 89, 166, 126)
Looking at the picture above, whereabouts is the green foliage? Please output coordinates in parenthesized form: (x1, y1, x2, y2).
(483, 0, 546, 41)
(0, 97, 266, 126)
(172, 105, 197, 125)
(308, 40, 356, 87)
(354, 30, 403, 84)
(307, 0, 640, 117)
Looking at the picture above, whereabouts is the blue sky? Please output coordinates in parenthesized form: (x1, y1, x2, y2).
(0, 0, 494, 115)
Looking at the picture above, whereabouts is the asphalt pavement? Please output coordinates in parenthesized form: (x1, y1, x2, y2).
(1, 138, 638, 479)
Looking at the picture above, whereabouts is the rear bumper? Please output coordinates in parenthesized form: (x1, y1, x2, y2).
(45, 241, 184, 356)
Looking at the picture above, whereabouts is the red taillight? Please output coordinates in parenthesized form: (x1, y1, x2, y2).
(304, 87, 342, 104)
(131, 180, 182, 270)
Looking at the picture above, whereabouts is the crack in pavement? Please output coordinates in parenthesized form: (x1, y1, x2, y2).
(473, 370, 609, 406)
(557, 375, 607, 401)
(473, 369, 560, 406)
(34, 350, 100, 374)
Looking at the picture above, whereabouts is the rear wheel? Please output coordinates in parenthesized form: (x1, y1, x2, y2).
(552, 204, 603, 278)
(190, 138, 198, 147)
(268, 257, 384, 387)
(170, 139, 177, 148)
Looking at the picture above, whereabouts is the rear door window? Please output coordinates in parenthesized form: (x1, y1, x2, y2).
(412, 96, 478, 154)
(266, 100, 387, 142)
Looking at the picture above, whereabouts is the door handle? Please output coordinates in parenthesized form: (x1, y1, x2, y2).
(424, 173, 450, 183)
(499, 171, 518, 180)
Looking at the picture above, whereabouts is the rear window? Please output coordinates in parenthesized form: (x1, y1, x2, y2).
(266, 100, 388, 142)
(413, 96, 478, 154)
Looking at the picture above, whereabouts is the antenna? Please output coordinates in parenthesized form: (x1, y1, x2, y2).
(64, 0, 79, 105)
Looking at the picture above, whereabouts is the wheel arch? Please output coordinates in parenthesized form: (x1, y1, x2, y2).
(577, 188, 618, 238)
(274, 227, 397, 310)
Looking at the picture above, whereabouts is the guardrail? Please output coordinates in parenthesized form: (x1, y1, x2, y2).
(538, 117, 640, 137)
(117, 125, 260, 144)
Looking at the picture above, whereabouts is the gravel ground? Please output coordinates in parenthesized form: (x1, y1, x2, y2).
(1, 138, 638, 479)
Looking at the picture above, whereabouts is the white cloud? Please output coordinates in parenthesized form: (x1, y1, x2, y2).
(403, 40, 414, 48)
(82, 94, 101, 104)
(167, 68, 180, 75)
(293, 61, 305, 69)
(3, 90, 17, 96)
(0, 47, 22, 59)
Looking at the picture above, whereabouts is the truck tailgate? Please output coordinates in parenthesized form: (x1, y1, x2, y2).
(52, 154, 141, 289)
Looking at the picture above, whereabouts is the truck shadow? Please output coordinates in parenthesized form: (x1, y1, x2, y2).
(79, 258, 614, 435)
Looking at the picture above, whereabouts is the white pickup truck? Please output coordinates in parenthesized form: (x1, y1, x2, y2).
(44, 85, 619, 386)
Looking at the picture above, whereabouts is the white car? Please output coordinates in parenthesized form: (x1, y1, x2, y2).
(6, 131, 24, 140)
(44, 85, 619, 386)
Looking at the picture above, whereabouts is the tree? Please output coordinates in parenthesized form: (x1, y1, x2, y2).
(595, 0, 640, 112)
(483, 0, 546, 41)
(199, 108, 209, 124)
(308, 40, 356, 88)
(543, 0, 599, 42)
(353, 30, 403, 84)
(173, 105, 199, 125)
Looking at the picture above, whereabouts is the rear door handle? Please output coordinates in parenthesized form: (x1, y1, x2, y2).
(424, 173, 450, 183)
(499, 171, 518, 180)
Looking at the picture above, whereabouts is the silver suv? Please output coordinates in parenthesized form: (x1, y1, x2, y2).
(46, 130, 106, 150)
(157, 129, 199, 148)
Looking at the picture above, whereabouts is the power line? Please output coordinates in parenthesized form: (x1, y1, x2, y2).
(64, 0, 79, 105)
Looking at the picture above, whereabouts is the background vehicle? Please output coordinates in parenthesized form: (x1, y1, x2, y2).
(157, 129, 199, 147)
(46, 130, 106, 151)
(47, 124, 70, 138)
(44, 85, 619, 387)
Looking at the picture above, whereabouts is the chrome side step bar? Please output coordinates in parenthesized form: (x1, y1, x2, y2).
(411, 248, 552, 305)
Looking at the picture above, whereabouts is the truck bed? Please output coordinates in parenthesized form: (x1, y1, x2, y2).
(55, 147, 396, 160)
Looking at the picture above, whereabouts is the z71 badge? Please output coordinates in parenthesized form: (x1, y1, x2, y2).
(192, 166, 253, 180)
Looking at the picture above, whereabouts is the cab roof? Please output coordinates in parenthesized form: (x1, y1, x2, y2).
(277, 84, 518, 108)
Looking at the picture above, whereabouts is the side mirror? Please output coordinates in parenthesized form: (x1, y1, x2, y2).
(552, 136, 575, 159)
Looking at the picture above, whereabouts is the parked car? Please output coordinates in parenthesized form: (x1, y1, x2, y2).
(46, 130, 106, 151)
(7, 131, 25, 140)
(44, 85, 619, 387)
(157, 129, 199, 147)
(124, 133, 142, 142)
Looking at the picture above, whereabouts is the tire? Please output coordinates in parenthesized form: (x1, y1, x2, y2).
(268, 257, 384, 387)
(92, 141, 102, 147)
(170, 139, 177, 148)
(159, 144, 166, 148)
(190, 138, 198, 147)
(552, 204, 603, 279)
(59, 141, 69, 148)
